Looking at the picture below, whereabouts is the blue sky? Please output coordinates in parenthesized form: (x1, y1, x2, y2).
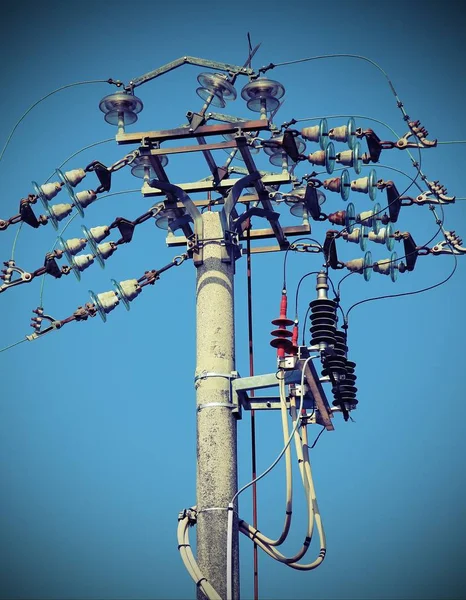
(1, 1, 465, 599)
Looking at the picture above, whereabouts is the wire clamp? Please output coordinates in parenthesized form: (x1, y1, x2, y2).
(430, 232, 466, 256)
(26, 306, 62, 341)
(178, 507, 197, 524)
(0, 260, 33, 294)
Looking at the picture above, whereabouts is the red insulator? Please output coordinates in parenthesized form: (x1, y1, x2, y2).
(290, 322, 299, 355)
(270, 292, 294, 358)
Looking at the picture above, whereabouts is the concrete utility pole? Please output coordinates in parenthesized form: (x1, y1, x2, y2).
(195, 211, 239, 599)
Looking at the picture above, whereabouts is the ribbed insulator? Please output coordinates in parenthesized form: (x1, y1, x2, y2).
(323, 330, 348, 375)
(332, 359, 358, 408)
(270, 326, 294, 353)
(309, 298, 337, 347)
(270, 293, 294, 357)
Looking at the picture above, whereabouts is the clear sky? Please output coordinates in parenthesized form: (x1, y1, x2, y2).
(1, 1, 465, 599)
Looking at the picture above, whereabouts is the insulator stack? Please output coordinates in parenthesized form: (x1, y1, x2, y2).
(308, 271, 337, 350)
(333, 360, 358, 409)
(321, 330, 359, 410)
(270, 292, 294, 358)
(322, 330, 347, 376)
(309, 298, 337, 349)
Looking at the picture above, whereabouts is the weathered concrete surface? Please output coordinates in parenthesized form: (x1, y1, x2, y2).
(196, 211, 239, 599)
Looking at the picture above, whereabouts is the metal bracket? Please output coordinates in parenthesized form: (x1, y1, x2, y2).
(231, 360, 334, 431)
(26, 307, 62, 341)
(0, 260, 33, 294)
(194, 371, 241, 418)
(430, 231, 466, 255)
(129, 56, 254, 90)
(147, 179, 204, 266)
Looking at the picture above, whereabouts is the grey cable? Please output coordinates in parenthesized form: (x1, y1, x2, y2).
(0, 338, 27, 354)
(0, 80, 111, 166)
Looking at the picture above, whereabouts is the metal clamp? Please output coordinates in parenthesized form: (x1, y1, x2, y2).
(195, 371, 240, 416)
(198, 402, 235, 411)
(197, 507, 232, 514)
(0, 260, 33, 294)
(194, 371, 238, 388)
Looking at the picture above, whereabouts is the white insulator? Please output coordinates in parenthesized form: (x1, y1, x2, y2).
(97, 290, 119, 314)
(336, 149, 354, 167)
(50, 203, 73, 221)
(41, 182, 62, 200)
(329, 124, 349, 142)
(368, 228, 388, 245)
(307, 150, 325, 166)
(96, 242, 117, 260)
(351, 176, 370, 193)
(89, 226, 110, 242)
(358, 209, 374, 227)
(119, 279, 141, 302)
(75, 190, 97, 209)
(64, 168, 86, 187)
(373, 258, 391, 275)
(301, 125, 320, 142)
(73, 253, 94, 272)
(343, 228, 362, 244)
(345, 257, 364, 273)
(65, 237, 87, 254)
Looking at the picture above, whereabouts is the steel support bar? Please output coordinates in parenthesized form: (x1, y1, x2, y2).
(165, 224, 311, 247)
(296, 360, 334, 431)
(235, 137, 288, 249)
(142, 173, 292, 197)
(148, 139, 238, 156)
(195, 212, 239, 599)
(130, 56, 253, 89)
(238, 396, 318, 411)
(116, 119, 270, 145)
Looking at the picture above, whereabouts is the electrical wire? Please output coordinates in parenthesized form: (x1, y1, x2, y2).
(239, 383, 326, 571)
(38, 189, 140, 306)
(0, 338, 27, 354)
(240, 375, 294, 548)
(231, 358, 314, 503)
(294, 271, 319, 316)
(308, 426, 326, 450)
(260, 54, 407, 122)
(282, 237, 324, 289)
(10, 222, 23, 261)
(301, 304, 311, 346)
(345, 252, 458, 322)
(177, 510, 222, 600)
(0, 80, 112, 167)
(246, 228, 259, 600)
(44, 138, 114, 183)
(227, 356, 320, 597)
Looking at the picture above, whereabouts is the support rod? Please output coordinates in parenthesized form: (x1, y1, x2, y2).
(195, 211, 239, 599)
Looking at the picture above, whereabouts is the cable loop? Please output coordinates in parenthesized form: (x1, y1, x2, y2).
(173, 254, 188, 266)
(108, 149, 140, 173)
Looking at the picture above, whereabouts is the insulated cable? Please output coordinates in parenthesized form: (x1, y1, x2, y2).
(345, 252, 458, 322)
(0, 80, 115, 167)
(177, 509, 222, 600)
